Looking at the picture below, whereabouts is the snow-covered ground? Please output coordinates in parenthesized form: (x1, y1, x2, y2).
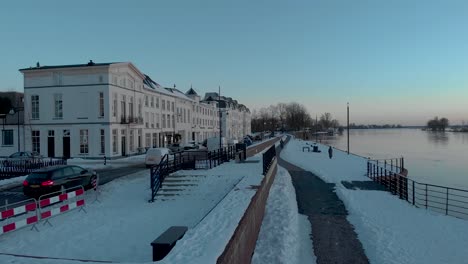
(0, 153, 267, 263)
(281, 136, 468, 264)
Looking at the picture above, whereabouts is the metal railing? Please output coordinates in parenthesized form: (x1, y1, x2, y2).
(149, 146, 237, 202)
(262, 145, 276, 175)
(0, 158, 67, 179)
(367, 160, 468, 220)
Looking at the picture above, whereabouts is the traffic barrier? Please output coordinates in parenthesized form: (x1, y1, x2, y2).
(38, 186, 86, 226)
(0, 198, 39, 235)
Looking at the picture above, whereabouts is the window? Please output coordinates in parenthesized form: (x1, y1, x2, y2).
(152, 133, 157, 147)
(32, 130, 40, 153)
(121, 95, 126, 120)
(100, 129, 105, 154)
(162, 115, 166, 128)
(31, 95, 39, 119)
(138, 98, 142, 118)
(145, 112, 149, 128)
(112, 129, 118, 154)
(80, 130, 89, 154)
(171, 115, 174, 129)
(162, 100, 165, 110)
(151, 113, 155, 128)
(113, 93, 117, 117)
(183, 109, 186, 123)
(156, 97, 159, 108)
(138, 129, 142, 148)
(171, 102, 174, 112)
(99, 92, 104, 117)
(156, 114, 160, 128)
(145, 133, 151, 147)
(129, 96, 134, 118)
(54, 94, 63, 119)
(145, 95, 149, 107)
(129, 130, 134, 152)
(151, 96, 154, 107)
(2, 130, 13, 146)
(48, 130, 54, 137)
(167, 114, 171, 128)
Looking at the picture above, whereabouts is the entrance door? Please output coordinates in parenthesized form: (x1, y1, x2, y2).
(121, 136, 126, 156)
(63, 137, 70, 159)
(48, 137, 55, 157)
(48, 130, 55, 158)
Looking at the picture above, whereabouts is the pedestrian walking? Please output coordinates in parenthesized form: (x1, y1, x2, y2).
(328, 146, 333, 159)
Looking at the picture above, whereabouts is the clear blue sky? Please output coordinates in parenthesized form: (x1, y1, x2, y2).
(1, 0, 468, 125)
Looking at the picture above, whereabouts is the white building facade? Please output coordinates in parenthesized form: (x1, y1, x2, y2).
(19, 61, 251, 158)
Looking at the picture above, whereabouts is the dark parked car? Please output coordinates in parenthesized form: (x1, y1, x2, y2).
(3, 151, 43, 167)
(23, 165, 97, 197)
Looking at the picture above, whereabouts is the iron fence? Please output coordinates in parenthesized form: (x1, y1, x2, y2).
(367, 160, 468, 220)
(0, 158, 67, 179)
(262, 145, 276, 175)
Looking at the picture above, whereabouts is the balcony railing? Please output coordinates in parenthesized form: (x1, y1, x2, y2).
(120, 116, 144, 125)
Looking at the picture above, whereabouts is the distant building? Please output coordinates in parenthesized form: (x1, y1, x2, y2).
(18, 61, 251, 158)
(0, 92, 25, 157)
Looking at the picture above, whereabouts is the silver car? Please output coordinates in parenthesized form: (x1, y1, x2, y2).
(3, 151, 44, 167)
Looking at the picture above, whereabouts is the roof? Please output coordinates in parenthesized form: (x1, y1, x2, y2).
(19, 61, 118, 72)
(186, 87, 198, 96)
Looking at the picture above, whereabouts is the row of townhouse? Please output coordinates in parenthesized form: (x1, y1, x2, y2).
(0, 61, 251, 158)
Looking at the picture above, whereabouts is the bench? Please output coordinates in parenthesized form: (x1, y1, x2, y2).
(151, 226, 188, 261)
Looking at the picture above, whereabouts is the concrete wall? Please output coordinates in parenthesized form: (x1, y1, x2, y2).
(217, 158, 278, 264)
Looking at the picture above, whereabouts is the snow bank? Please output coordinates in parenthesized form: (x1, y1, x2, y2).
(67, 154, 145, 170)
(252, 166, 316, 264)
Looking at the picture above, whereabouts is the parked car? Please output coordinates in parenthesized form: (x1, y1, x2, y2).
(3, 151, 44, 167)
(243, 137, 253, 146)
(167, 143, 183, 153)
(182, 141, 200, 150)
(23, 165, 97, 197)
(145, 147, 171, 168)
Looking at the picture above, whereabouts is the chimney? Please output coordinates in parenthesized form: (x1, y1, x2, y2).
(87, 60, 95, 66)
(36, 62, 40, 67)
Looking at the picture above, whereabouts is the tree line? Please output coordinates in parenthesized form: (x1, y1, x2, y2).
(251, 102, 340, 133)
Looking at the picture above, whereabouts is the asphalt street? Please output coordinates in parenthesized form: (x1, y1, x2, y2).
(0, 163, 146, 206)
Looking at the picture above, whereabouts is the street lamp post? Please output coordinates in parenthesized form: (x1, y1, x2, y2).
(347, 102, 349, 155)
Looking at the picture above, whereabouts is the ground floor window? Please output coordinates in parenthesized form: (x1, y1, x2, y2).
(100, 129, 105, 154)
(145, 133, 151, 148)
(112, 129, 118, 154)
(129, 130, 134, 152)
(80, 129, 89, 154)
(2, 130, 13, 146)
(152, 133, 157, 147)
(32, 130, 40, 153)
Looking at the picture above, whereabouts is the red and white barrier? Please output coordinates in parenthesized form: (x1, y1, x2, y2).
(0, 199, 39, 235)
(38, 187, 86, 226)
(0, 215, 38, 235)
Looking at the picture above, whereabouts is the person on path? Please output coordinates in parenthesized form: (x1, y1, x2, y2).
(328, 146, 333, 159)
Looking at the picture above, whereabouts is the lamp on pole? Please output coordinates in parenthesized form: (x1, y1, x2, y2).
(218, 86, 222, 150)
(9, 107, 24, 152)
(347, 102, 349, 155)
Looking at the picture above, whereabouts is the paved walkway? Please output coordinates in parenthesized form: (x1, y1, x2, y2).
(277, 137, 369, 264)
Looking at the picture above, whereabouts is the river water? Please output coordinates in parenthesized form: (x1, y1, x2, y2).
(319, 128, 468, 190)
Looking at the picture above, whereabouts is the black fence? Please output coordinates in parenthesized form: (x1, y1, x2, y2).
(0, 158, 67, 179)
(149, 146, 237, 202)
(367, 160, 468, 220)
(262, 145, 276, 175)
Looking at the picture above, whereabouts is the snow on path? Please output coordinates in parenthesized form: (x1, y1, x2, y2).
(281, 136, 468, 264)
